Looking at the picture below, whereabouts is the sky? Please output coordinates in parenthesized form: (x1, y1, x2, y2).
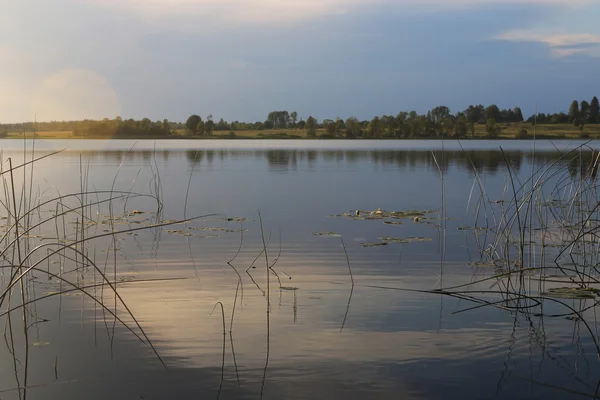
(1, 0, 600, 123)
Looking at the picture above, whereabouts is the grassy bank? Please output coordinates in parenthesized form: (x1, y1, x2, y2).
(4, 123, 600, 139)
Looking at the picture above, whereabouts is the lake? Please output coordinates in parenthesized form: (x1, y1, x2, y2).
(1, 139, 599, 399)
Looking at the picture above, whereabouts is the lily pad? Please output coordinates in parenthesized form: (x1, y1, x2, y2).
(378, 236, 432, 244)
(361, 242, 388, 248)
(165, 230, 193, 236)
(543, 287, 600, 299)
(312, 232, 341, 237)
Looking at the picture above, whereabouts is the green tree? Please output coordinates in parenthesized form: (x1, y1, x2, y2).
(205, 114, 214, 135)
(305, 116, 317, 138)
(580, 100, 590, 124)
(454, 116, 468, 137)
(345, 117, 361, 138)
(325, 121, 336, 136)
(185, 115, 201, 135)
(267, 111, 290, 128)
(335, 118, 345, 136)
(367, 116, 382, 138)
(486, 118, 498, 138)
(197, 120, 205, 136)
(484, 105, 500, 122)
(589, 96, 600, 123)
(441, 117, 454, 137)
(428, 106, 451, 126)
(409, 115, 426, 137)
(513, 107, 524, 122)
(568, 100, 580, 126)
(162, 119, 170, 135)
(291, 111, 298, 128)
(465, 105, 484, 124)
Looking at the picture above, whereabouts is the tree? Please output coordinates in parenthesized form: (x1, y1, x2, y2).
(381, 115, 397, 137)
(484, 105, 500, 122)
(469, 122, 476, 137)
(267, 111, 290, 129)
(441, 117, 454, 136)
(197, 120, 205, 136)
(367, 116, 382, 138)
(345, 117, 361, 138)
(429, 106, 451, 126)
(215, 118, 229, 131)
(486, 118, 498, 138)
(396, 112, 410, 137)
(513, 107, 524, 122)
(185, 115, 201, 135)
(162, 119, 170, 135)
(335, 118, 345, 136)
(568, 100, 580, 126)
(325, 121, 336, 136)
(590, 96, 600, 123)
(305, 116, 317, 138)
(465, 105, 484, 124)
(454, 116, 468, 137)
(291, 112, 298, 128)
(580, 100, 590, 124)
(205, 114, 214, 135)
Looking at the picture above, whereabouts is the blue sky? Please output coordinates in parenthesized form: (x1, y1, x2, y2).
(2, 0, 600, 123)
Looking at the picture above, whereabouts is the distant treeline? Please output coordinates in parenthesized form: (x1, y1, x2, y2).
(2, 96, 599, 139)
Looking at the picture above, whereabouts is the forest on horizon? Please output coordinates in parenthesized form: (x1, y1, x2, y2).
(1, 97, 599, 139)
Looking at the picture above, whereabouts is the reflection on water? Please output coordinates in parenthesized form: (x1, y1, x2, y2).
(35, 147, 598, 177)
(0, 139, 599, 399)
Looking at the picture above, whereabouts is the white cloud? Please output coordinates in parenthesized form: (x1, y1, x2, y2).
(86, 0, 593, 24)
(495, 30, 600, 57)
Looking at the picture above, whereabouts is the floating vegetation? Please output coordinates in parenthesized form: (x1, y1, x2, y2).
(339, 209, 437, 219)
(226, 217, 247, 222)
(378, 236, 432, 244)
(200, 235, 219, 239)
(383, 221, 403, 225)
(312, 232, 341, 237)
(361, 242, 388, 248)
(31, 342, 51, 347)
(543, 287, 600, 299)
(281, 286, 299, 291)
(165, 229, 193, 236)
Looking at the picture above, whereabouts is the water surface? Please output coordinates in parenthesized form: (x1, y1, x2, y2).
(0, 139, 599, 399)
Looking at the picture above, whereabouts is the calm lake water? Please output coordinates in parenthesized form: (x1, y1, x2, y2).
(1, 139, 599, 399)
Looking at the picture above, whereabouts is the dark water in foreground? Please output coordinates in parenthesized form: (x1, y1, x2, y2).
(0, 139, 599, 399)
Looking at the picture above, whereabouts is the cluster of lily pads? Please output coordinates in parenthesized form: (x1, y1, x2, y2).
(312, 208, 438, 248)
(331, 208, 438, 225)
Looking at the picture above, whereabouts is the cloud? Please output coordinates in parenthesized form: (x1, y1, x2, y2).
(87, 0, 592, 24)
(495, 30, 600, 57)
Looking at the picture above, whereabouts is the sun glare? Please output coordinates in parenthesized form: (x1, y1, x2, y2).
(30, 69, 120, 121)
